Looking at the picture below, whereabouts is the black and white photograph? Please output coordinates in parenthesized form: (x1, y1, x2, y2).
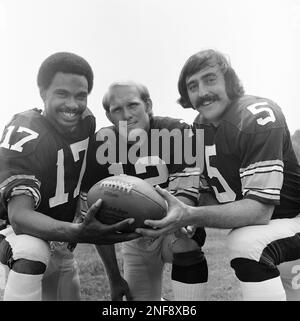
(0, 0, 299, 308)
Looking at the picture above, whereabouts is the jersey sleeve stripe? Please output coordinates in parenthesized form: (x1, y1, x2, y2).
(0, 175, 41, 209)
(240, 160, 283, 200)
(10, 185, 41, 208)
(0, 174, 41, 189)
(172, 190, 199, 204)
(79, 191, 88, 216)
(169, 171, 202, 178)
(80, 191, 87, 202)
(169, 175, 200, 190)
(244, 188, 280, 196)
(240, 166, 283, 178)
(241, 170, 283, 192)
(240, 160, 283, 175)
(244, 190, 280, 202)
(172, 188, 199, 196)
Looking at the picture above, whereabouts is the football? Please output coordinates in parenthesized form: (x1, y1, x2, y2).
(87, 175, 167, 232)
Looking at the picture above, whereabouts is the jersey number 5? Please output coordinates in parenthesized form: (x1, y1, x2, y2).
(205, 145, 236, 203)
(247, 102, 276, 126)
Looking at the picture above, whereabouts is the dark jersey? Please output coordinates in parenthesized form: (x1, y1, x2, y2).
(0, 108, 95, 223)
(82, 116, 201, 206)
(194, 95, 300, 219)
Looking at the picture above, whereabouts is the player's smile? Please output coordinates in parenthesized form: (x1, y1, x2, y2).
(196, 94, 220, 109)
(59, 108, 83, 123)
(41, 72, 88, 132)
(62, 111, 77, 119)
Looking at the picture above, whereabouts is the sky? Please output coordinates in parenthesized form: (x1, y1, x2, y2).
(0, 0, 300, 134)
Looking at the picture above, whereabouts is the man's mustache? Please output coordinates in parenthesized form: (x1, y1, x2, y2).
(196, 94, 220, 108)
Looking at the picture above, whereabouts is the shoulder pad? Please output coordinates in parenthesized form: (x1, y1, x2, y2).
(82, 107, 94, 119)
(0, 109, 47, 157)
(95, 125, 116, 141)
(151, 116, 191, 131)
(226, 95, 286, 134)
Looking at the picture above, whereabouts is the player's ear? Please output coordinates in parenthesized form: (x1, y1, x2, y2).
(145, 98, 153, 115)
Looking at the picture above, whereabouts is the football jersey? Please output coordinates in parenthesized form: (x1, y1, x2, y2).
(81, 116, 202, 205)
(0, 108, 95, 223)
(193, 95, 300, 219)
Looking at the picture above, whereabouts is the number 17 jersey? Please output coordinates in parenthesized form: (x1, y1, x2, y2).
(0, 108, 95, 223)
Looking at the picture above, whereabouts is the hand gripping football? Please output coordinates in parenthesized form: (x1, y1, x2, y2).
(87, 175, 167, 232)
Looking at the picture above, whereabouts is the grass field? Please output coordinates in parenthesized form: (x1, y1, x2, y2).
(75, 228, 242, 301)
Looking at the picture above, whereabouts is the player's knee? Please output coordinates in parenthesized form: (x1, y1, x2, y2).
(173, 248, 205, 267)
(172, 238, 199, 254)
(230, 258, 280, 282)
(11, 259, 47, 275)
(0, 236, 13, 268)
(3, 234, 50, 267)
(226, 228, 255, 260)
(172, 250, 208, 283)
(0, 234, 50, 275)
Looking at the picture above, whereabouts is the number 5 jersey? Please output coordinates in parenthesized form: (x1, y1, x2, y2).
(0, 108, 95, 223)
(194, 95, 300, 219)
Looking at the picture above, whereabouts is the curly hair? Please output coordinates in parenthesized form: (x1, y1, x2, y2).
(37, 52, 94, 93)
(177, 49, 245, 109)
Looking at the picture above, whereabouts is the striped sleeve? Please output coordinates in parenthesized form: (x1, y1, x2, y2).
(0, 175, 41, 209)
(238, 123, 286, 204)
(79, 190, 88, 217)
(168, 168, 210, 204)
(240, 160, 283, 202)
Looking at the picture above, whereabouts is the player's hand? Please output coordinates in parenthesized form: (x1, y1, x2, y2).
(136, 186, 190, 238)
(78, 199, 140, 244)
(174, 225, 196, 239)
(110, 277, 133, 301)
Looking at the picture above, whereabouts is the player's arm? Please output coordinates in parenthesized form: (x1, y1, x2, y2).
(8, 194, 140, 245)
(174, 193, 218, 237)
(188, 197, 274, 227)
(136, 187, 274, 237)
(168, 166, 215, 236)
(143, 119, 279, 235)
(95, 245, 132, 301)
(9, 194, 79, 240)
(162, 104, 279, 231)
(172, 195, 197, 238)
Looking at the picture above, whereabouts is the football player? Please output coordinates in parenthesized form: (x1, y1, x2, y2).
(136, 49, 300, 301)
(0, 53, 139, 301)
(81, 81, 208, 300)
